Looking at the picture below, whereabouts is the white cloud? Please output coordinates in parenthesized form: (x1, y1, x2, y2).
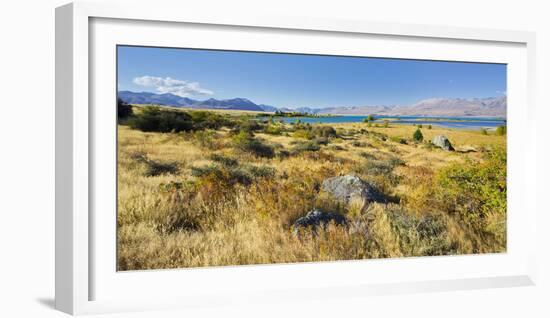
(133, 76, 213, 97)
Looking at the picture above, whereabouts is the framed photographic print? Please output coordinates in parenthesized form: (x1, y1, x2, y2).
(56, 1, 537, 315)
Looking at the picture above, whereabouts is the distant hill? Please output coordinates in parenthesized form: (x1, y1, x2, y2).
(395, 96, 507, 117)
(257, 104, 279, 112)
(118, 91, 264, 111)
(118, 91, 506, 118)
(315, 97, 506, 117)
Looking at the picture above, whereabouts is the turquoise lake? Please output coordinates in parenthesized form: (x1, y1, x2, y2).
(272, 115, 506, 130)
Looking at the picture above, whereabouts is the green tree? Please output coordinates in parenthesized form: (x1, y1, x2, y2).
(117, 98, 133, 119)
(413, 128, 423, 142)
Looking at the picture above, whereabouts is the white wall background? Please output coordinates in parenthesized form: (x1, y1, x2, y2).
(0, 0, 547, 317)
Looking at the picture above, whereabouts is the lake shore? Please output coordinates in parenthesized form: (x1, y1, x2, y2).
(270, 114, 506, 130)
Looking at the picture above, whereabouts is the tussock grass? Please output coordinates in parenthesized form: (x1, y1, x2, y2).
(117, 109, 507, 270)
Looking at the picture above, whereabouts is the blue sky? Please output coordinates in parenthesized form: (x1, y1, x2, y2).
(117, 45, 506, 109)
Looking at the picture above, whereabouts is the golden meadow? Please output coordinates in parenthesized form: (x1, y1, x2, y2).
(117, 104, 506, 270)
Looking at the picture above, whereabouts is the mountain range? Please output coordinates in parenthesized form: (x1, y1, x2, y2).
(118, 91, 507, 118)
(118, 91, 274, 112)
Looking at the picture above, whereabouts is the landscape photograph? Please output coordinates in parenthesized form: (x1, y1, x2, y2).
(116, 45, 507, 271)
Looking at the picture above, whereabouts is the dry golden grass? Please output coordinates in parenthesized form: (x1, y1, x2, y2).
(117, 116, 506, 271)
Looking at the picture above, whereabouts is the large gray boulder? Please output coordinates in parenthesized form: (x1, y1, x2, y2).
(292, 209, 347, 235)
(321, 175, 385, 207)
(432, 135, 454, 151)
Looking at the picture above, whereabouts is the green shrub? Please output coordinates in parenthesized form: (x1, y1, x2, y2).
(128, 106, 193, 132)
(413, 128, 423, 142)
(192, 165, 251, 186)
(383, 120, 389, 128)
(144, 159, 179, 177)
(293, 129, 315, 139)
(292, 141, 321, 153)
(496, 125, 507, 136)
(384, 207, 454, 256)
(293, 125, 337, 140)
(363, 158, 403, 176)
(313, 137, 329, 145)
(418, 124, 423, 129)
(189, 111, 233, 130)
(313, 126, 337, 138)
(387, 156, 406, 167)
(193, 130, 218, 149)
(158, 180, 192, 193)
(480, 128, 488, 135)
(210, 154, 238, 167)
(232, 130, 275, 158)
(247, 165, 276, 178)
(359, 151, 376, 160)
(353, 155, 404, 190)
(435, 148, 506, 248)
(264, 124, 282, 135)
(427, 125, 432, 130)
(236, 120, 263, 133)
(130, 151, 179, 176)
(191, 163, 275, 187)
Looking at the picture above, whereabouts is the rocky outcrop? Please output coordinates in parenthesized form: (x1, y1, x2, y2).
(321, 175, 386, 207)
(292, 209, 347, 235)
(432, 135, 454, 151)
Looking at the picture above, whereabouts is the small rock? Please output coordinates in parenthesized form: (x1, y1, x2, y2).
(432, 135, 454, 151)
(292, 209, 347, 235)
(321, 175, 385, 207)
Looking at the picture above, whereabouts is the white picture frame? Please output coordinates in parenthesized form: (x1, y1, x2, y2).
(56, 1, 537, 315)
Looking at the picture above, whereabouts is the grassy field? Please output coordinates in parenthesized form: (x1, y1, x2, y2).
(117, 105, 506, 270)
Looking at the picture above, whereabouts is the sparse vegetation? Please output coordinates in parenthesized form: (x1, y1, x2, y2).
(118, 105, 507, 270)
